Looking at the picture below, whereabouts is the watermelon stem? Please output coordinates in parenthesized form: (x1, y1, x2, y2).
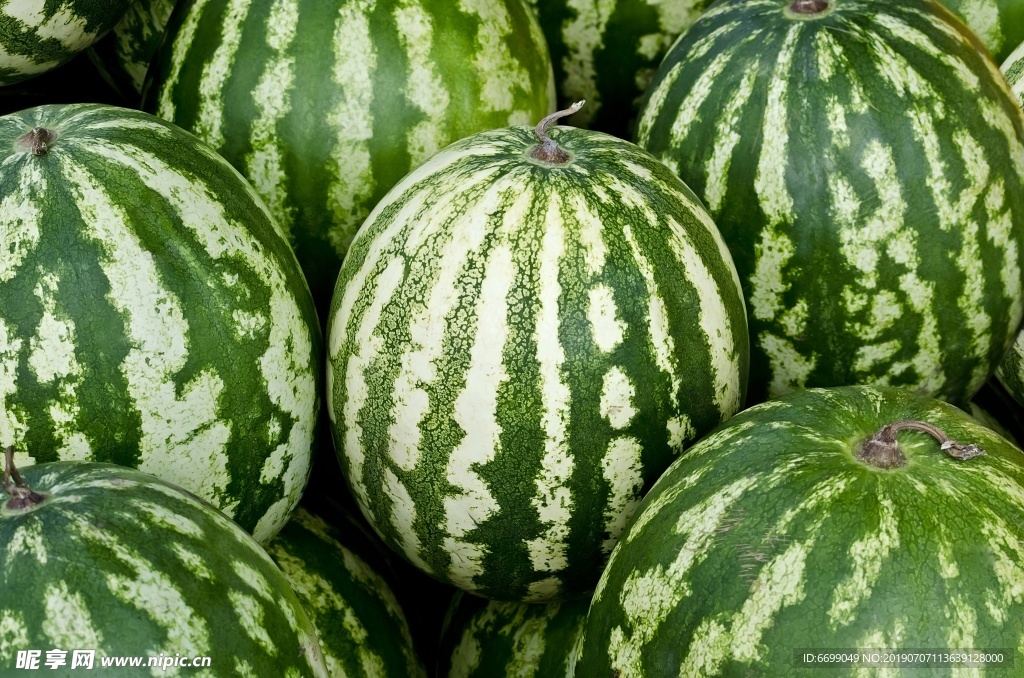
(17, 127, 55, 156)
(788, 0, 830, 14)
(2, 446, 45, 509)
(530, 101, 585, 165)
(857, 420, 985, 469)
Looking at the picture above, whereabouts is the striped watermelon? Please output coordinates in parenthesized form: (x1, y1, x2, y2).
(88, 0, 176, 98)
(441, 594, 587, 677)
(266, 507, 426, 678)
(996, 335, 1024, 410)
(326, 108, 749, 602)
(576, 386, 1024, 676)
(0, 1, 135, 85)
(1006, 40, 1024, 106)
(637, 0, 1024, 405)
(1005, 39, 1024, 91)
(524, 0, 712, 137)
(0, 103, 321, 544)
(0, 453, 327, 675)
(993, 43, 1024, 407)
(144, 0, 556, 315)
(941, 0, 1024, 64)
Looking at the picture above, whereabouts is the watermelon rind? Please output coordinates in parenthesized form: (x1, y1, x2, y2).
(0, 460, 328, 676)
(327, 121, 748, 602)
(0, 103, 321, 544)
(576, 385, 1024, 676)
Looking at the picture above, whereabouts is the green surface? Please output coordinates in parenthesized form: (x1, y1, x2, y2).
(577, 385, 1024, 676)
(0, 0, 134, 85)
(941, 0, 1024, 63)
(638, 0, 1024, 405)
(0, 461, 327, 676)
(0, 103, 321, 543)
(441, 593, 587, 677)
(327, 122, 748, 602)
(267, 507, 426, 678)
(525, 0, 712, 137)
(89, 0, 176, 99)
(145, 0, 555, 316)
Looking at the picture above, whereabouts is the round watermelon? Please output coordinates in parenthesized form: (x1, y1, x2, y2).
(524, 0, 713, 137)
(0, 452, 327, 675)
(326, 107, 749, 602)
(637, 0, 1024, 405)
(88, 0, 176, 98)
(0, 0, 135, 85)
(144, 0, 556, 315)
(441, 593, 587, 677)
(941, 0, 1024, 64)
(266, 507, 427, 678)
(576, 385, 1024, 675)
(0, 103, 321, 544)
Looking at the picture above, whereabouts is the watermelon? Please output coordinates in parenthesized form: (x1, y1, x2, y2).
(441, 593, 587, 677)
(266, 507, 426, 678)
(88, 0, 176, 99)
(941, 0, 1024, 64)
(992, 44, 1024, 406)
(326, 105, 749, 602)
(524, 0, 712, 137)
(144, 0, 556, 315)
(1004, 39, 1024, 108)
(636, 0, 1024, 405)
(0, 0, 135, 86)
(576, 386, 1024, 676)
(0, 103, 321, 544)
(298, 486, 462, 672)
(0, 450, 327, 675)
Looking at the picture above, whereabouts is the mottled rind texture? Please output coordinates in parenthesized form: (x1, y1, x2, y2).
(576, 386, 1024, 676)
(88, 0, 176, 98)
(1005, 40, 1024, 107)
(266, 507, 426, 678)
(525, 0, 712, 137)
(0, 104, 321, 544)
(441, 593, 587, 678)
(942, 0, 1024, 64)
(638, 0, 1024, 406)
(997, 335, 1024, 405)
(327, 124, 749, 602)
(0, 462, 328, 676)
(995, 43, 1024, 406)
(0, 0, 135, 85)
(145, 0, 556, 316)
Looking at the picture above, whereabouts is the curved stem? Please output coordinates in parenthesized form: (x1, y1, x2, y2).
(856, 420, 985, 470)
(3, 446, 45, 509)
(530, 100, 585, 165)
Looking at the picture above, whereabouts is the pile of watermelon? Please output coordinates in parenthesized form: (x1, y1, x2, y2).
(2, 0, 1024, 675)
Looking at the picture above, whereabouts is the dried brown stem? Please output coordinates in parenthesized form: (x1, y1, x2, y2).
(530, 100, 585, 165)
(3, 446, 45, 509)
(856, 420, 985, 470)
